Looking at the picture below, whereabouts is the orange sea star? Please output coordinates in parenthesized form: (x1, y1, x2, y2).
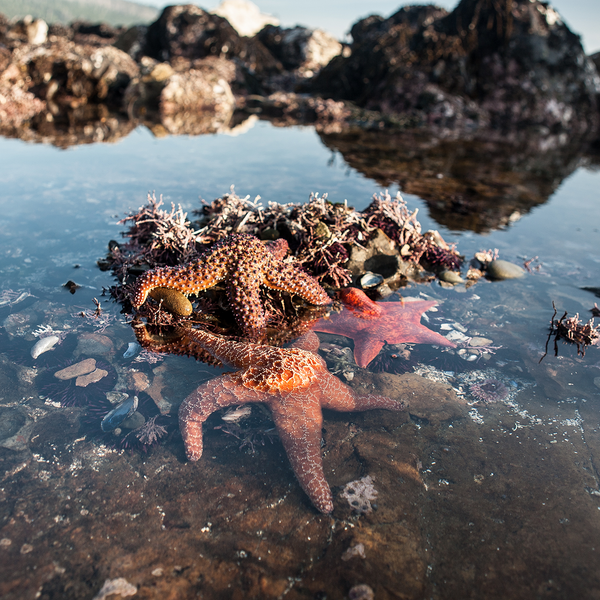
(314, 287, 455, 368)
(178, 327, 404, 513)
(131, 234, 332, 337)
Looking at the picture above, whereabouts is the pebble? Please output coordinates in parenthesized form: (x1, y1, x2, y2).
(486, 259, 525, 280)
(54, 358, 97, 380)
(445, 330, 469, 344)
(149, 287, 193, 316)
(120, 411, 145, 430)
(31, 335, 60, 359)
(75, 368, 108, 387)
(439, 270, 464, 284)
(75, 333, 114, 357)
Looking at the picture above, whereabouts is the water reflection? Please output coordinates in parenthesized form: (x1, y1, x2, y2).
(3, 104, 598, 234)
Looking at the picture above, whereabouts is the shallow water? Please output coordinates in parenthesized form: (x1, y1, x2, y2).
(0, 119, 599, 599)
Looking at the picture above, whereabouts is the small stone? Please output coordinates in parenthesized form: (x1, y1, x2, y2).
(75, 333, 114, 357)
(348, 584, 374, 600)
(468, 337, 493, 347)
(486, 259, 525, 280)
(20, 543, 33, 554)
(439, 270, 464, 284)
(120, 411, 146, 429)
(149, 287, 193, 316)
(127, 371, 150, 392)
(55, 358, 97, 380)
(75, 368, 108, 387)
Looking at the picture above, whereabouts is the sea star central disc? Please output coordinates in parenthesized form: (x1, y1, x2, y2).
(131, 233, 332, 337)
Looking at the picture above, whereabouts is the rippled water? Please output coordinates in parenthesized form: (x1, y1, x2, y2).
(0, 120, 599, 599)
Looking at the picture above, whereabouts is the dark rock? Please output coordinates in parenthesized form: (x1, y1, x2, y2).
(142, 4, 281, 91)
(310, 0, 600, 135)
(257, 25, 341, 76)
(114, 25, 148, 61)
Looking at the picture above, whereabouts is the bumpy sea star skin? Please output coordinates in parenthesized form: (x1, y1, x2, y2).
(178, 327, 404, 514)
(315, 287, 455, 368)
(131, 234, 332, 337)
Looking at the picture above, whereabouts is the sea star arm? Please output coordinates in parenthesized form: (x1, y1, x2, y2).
(317, 371, 405, 412)
(227, 255, 269, 336)
(264, 261, 332, 306)
(131, 261, 228, 308)
(179, 373, 264, 461)
(271, 394, 334, 514)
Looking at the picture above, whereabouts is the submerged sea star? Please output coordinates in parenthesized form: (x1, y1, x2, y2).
(131, 233, 332, 337)
(314, 287, 455, 368)
(178, 327, 404, 513)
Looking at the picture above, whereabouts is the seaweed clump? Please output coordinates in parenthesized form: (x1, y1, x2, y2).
(103, 189, 463, 308)
(541, 302, 600, 360)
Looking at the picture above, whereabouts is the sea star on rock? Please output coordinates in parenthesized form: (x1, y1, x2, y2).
(131, 233, 332, 337)
(177, 326, 404, 513)
(314, 287, 455, 368)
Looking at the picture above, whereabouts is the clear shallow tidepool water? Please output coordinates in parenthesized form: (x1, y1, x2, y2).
(0, 120, 599, 600)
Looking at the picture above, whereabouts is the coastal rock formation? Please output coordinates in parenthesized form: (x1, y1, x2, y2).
(257, 25, 342, 78)
(310, 0, 600, 135)
(211, 0, 279, 37)
(125, 56, 237, 134)
(141, 3, 279, 79)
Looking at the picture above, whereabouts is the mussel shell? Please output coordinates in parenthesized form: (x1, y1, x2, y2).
(101, 395, 139, 432)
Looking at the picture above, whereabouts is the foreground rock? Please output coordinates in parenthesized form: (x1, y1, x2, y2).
(310, 0, 600, 136)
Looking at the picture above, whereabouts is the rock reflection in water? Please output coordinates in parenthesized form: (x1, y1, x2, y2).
(318, 127, 597, 232)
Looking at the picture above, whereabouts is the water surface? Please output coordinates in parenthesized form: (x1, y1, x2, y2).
(0, 120, 599, 599)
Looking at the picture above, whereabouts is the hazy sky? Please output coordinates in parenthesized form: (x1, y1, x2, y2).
(142, 0, 600, 53)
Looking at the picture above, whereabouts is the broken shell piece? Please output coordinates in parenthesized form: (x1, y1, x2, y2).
(469, 336, 493, 347)
(123, 342, 141, 358)
(101, 395, 139, 432)
(31, 335, 60, 359)
(54, 358, 97, 380)
(76, 368, 109, 387)
(148, 287, 193, 316)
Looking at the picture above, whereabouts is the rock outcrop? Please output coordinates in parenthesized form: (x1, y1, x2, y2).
(310, 0, 600, 135)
